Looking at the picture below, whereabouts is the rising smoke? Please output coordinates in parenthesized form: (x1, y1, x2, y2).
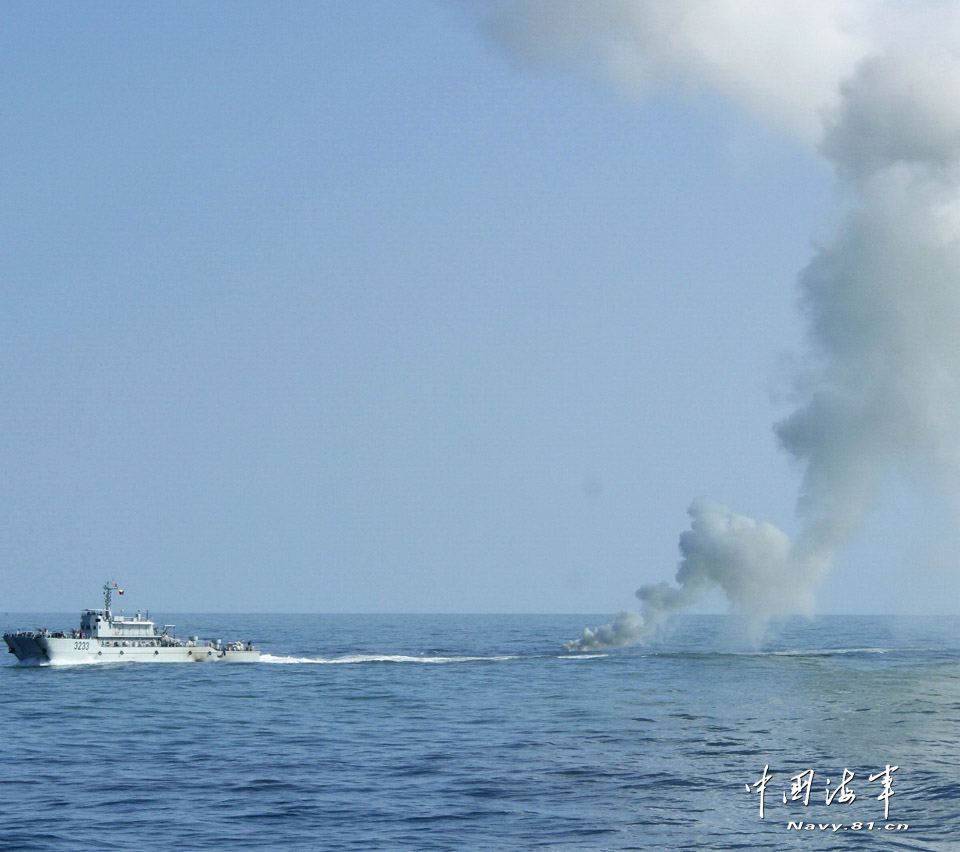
(469, 1, 960, 649)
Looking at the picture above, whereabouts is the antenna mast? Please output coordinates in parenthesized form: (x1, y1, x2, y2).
(103, 581, 118, 614)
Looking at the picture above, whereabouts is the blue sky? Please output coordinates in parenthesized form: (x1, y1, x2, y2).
(2, 2, 951, 614)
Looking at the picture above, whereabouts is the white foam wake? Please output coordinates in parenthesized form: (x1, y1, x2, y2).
(14, 657, 101, 667)
(259, 652, 525, 665)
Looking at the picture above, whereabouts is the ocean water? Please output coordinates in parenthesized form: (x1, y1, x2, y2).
(1, 613, 958, 851)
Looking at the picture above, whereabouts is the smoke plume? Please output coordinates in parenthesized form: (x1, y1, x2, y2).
(470, 1, 960, 648)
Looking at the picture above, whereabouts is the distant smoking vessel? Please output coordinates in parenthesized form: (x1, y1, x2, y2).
(4, 581, 259, 664)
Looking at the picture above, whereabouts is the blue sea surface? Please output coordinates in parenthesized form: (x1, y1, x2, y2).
(1, 613, 958, 851)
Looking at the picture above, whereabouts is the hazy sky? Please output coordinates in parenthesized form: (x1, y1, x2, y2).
(3, 2, 957, 614)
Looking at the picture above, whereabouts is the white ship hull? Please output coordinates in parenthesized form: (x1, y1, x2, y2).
(5, 634, 259, 665)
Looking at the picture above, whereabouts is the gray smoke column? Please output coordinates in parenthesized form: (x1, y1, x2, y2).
(469, 1, 960, 649)
(565, 499, 831, 650)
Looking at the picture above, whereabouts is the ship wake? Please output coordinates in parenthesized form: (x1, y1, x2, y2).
(259, 652, 607, 664)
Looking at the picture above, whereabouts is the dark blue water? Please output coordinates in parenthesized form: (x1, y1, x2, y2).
(1, 613, 958, 851)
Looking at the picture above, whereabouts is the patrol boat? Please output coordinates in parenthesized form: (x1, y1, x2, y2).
(4, 582, 259, 665)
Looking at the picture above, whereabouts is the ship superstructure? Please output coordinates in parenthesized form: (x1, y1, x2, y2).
(4, 582, 258, 664)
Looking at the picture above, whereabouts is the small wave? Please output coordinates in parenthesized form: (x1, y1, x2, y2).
(558, 653, 609, 660)
(764, 647, 941, 657)
(644, 646, 940, 661)
(767, 647, 891, 656)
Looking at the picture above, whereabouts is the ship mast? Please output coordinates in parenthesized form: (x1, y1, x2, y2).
(103, 581, 118, 615)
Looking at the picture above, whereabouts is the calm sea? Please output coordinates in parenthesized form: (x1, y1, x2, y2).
(1, 613, 958, 851)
